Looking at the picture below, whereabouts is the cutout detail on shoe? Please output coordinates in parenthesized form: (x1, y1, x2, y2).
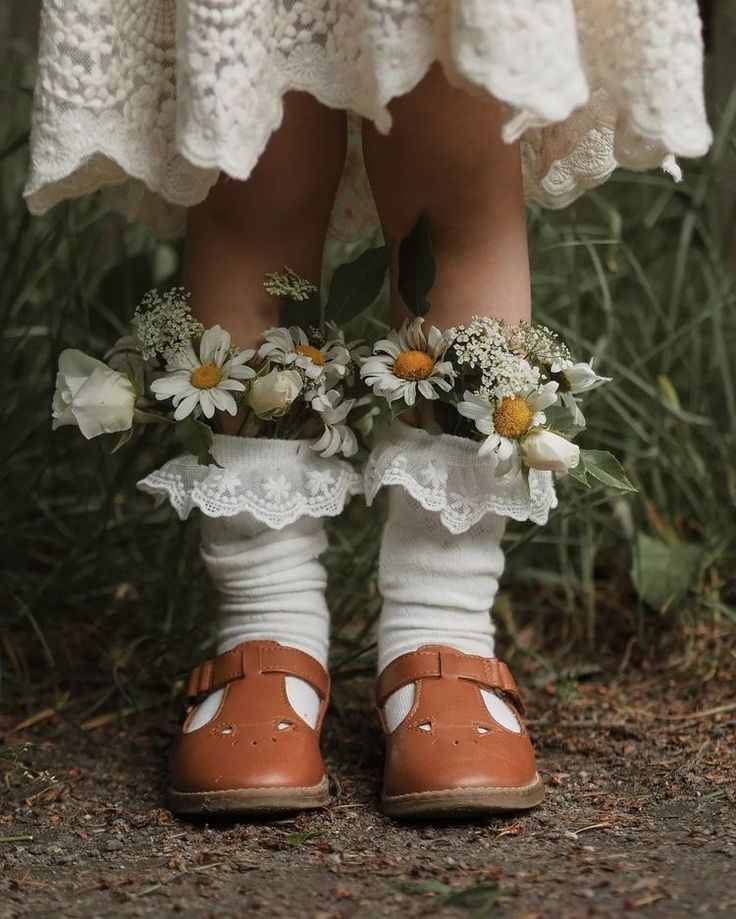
(481, 688, 522, 733)
(277, 720, 293, 731)
(184, 688, 225, 733)
(417, 721, 432, 732)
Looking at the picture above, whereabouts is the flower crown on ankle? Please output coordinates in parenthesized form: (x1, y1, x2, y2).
(50, 216, 632, 493)
(360, 216, 633, 492)
(51, 271, 378, 465)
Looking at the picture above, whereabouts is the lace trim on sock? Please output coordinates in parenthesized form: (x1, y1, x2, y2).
(364, 423, 557, 534)
(138, 435, 362, 527)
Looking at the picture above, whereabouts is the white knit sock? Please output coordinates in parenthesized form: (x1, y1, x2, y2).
(378, 487, 520, 734)
(186, 512, 330, 732)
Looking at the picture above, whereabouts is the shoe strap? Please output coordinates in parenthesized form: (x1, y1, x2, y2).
(185, 641, 330, 703)
(376, 647, 525, 715)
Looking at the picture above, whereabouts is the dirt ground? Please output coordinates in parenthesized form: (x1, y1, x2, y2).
(2, 658, 735, 919)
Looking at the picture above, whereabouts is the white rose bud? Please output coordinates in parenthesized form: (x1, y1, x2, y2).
(248, 369, 302, 417)
(552, 358, 611, 394)
(52, 349, 136, 439)
(522, 429, 580, 472)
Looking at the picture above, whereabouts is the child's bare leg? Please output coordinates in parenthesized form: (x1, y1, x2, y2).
(166, 96, 348, 811)
(185, 93, 347, 350)
(362, 68, 542, 816)
(362, 64, 530, 327)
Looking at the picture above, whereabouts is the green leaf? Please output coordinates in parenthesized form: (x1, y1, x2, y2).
(174, 415, 219, 467)
(442, 882, 502, 917)
(398, 214, 435, 316)
(544, 404, 585, 437)
(578, 449, 636, 492)
(284, 829, 320, 848)
(110, 427, 133, 454)
(389, 397, 411, 419)
(326, 245, 389, 324)
(566, 460, 591, 488)
(133, 409, 171, 425)
(631, 532, 703, 611)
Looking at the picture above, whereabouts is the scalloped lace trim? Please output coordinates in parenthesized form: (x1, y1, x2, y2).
(25, 0, 711, 239)
(137, 436, 362, 528)
(365, 424, 558, 534)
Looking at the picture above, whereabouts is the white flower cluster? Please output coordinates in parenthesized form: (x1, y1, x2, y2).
(262, 267, 318, 303)
(252, 324, 365, 458)
(450, 317, 610, 473)
(51, 286, 372, 461)
(450, 317, 541, 400)
(360, 315, 610, 476)
(505, 321, 572, 369)
(133, 288, 204, 362)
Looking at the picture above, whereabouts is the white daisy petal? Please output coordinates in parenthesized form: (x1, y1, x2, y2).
(198, 390, 216, 418)
(199, 326, 226, 365)
(209, 388, 238, 415)
(173, 392, 199, 420)
(478, 433, 502, 457)
(228, 365, 256, 381)
(218, 378, 246, 392)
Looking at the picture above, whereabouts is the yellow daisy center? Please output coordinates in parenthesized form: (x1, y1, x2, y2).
(295, 344, 326, 366)
(493, 396, 534, 439)
(393, 350, 435, 381)
(190, 363, 223, 390)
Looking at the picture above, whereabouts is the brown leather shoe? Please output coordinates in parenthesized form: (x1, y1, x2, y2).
(168, 640, 331, 815)
(376, 646, 544, 817)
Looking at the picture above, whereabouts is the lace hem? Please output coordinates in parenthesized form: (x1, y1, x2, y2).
(137, 435, 362, 528)
(24, 1, 711, 240)
(364, 423, 558, 534)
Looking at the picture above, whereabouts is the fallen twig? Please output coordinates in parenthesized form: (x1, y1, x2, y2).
(9, 693, 71, 733)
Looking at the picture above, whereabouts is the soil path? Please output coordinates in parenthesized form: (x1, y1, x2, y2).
(2, 666, 735, 918)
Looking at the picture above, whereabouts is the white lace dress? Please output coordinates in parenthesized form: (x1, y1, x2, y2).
(25, 0, 711, 240)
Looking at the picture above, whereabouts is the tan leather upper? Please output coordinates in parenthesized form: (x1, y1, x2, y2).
(377, 645, 538, 798)
(171, 640, 330, 794)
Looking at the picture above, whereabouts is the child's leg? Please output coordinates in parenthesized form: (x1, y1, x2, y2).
(157, 97, 352, 814)
(361, 67, 542, 814)
(185, 92, 347, 349)
(181, 92, 347, 723)
(363, 64, 530, 689)
(362, 64, 531, 327)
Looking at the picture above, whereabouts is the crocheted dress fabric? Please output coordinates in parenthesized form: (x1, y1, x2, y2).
(26, 0, 711, 239)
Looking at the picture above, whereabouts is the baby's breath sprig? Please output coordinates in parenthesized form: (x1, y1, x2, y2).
(263, 267, 318, 302)
(449, 317, 541, 401)
(506, 321, 572, 368)
(133, 288, 204, 363)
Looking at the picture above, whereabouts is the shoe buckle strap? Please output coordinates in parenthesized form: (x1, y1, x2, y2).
(184, 646, 245, 703)
(376, 649, 526, 715)
(259, 644, 330, 700)
(184, 642, 330, 703)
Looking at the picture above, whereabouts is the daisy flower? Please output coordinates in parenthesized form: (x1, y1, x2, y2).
(551, 358, 611, 427)
(360, 317, 455, 406)
(457, 381, 559, 470)
(150, 325, 255, 420)
(310, 390, 358, 458)
(258, 326, 350, 384)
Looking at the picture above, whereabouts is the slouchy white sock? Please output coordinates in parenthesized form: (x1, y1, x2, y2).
(186, 512, 330, 731)
(378, 487, 520, 733)
(139, 434, 363, 735)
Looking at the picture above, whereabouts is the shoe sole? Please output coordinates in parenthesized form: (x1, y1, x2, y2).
(168, 775, 330, 816)
(381, 773, 545, 818)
